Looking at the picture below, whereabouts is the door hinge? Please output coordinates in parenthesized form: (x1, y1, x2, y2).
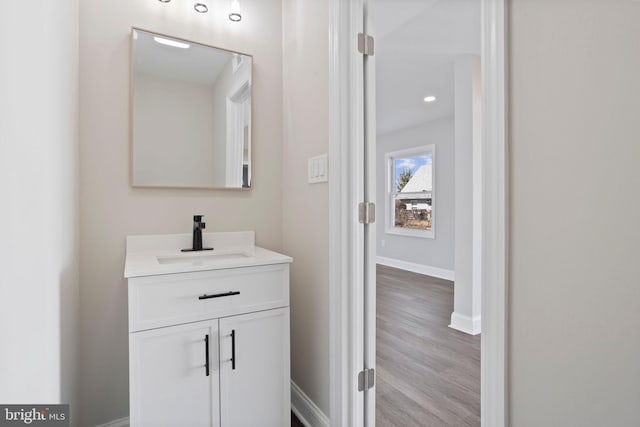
(358, 202, 376, 224)
(357, 33, 375, 56)
(358, 368, 375, 391)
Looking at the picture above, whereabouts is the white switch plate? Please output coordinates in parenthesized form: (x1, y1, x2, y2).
(308, 154, 328, 184)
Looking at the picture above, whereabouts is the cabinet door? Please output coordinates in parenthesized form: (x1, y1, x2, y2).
(130, 320, 220, 427)
(219, 308, 290, 427)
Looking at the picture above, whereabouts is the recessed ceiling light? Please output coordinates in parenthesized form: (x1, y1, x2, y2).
(229, 0, 242, 21)
(423, 96, 437, 103)
(153, 37, 190, 49)
(194, 2, 208, 13)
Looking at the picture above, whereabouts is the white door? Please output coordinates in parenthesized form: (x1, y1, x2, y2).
(363, 0, 377, 422)
(129, 320, 220, 427)
(358, 0, 377, 425)
(219, 308, 290, 427)
(345, 0, 376, 425)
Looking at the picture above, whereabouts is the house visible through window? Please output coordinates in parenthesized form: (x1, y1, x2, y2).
(385, 145, 435, 238)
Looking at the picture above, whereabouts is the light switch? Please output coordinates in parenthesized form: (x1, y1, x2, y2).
(308, 154, 328, 184)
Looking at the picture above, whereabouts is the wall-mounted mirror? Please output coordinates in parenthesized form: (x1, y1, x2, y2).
(131, 28, 252, 189)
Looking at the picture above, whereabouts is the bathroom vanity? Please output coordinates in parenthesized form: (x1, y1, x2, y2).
(124, 231, 292, 427)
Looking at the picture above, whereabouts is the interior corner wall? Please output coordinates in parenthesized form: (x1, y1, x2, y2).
(510, 1, 640, 425)
(282, 0, 331, 417)
(0, 0, 80, 423)
(376, 118, 455, 273)
(78, 0, 283, 425)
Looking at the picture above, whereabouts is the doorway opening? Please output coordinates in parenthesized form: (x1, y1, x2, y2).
(373, 0, 482, 424)
(327, 0, 507, 426)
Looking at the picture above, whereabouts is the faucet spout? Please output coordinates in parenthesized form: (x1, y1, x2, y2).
(181, 215, 214, 252)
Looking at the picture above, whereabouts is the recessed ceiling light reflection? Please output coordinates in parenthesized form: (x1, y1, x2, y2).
(153, 36, 190, 49)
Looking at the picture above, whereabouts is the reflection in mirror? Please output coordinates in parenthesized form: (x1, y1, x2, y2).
(131, 28, 252, 189)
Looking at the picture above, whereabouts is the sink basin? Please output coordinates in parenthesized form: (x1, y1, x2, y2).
(157, 251, 251, 265)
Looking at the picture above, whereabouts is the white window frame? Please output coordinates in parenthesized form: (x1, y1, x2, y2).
(385, 144, 435, 239)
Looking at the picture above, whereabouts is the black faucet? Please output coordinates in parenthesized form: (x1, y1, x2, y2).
(181, 215, 214, 252)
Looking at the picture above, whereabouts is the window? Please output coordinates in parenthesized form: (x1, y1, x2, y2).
(385, 145, 435, 238)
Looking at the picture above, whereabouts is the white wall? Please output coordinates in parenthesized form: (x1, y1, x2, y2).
(282, 0, 330, 417)
(0, 0, 80, 423)
(376, 117, 455, 273)
(79, 0, 283, 425)
(133, 73, 217, 187)
(510, 1, 640, 425)
(451, 55, 482, 334)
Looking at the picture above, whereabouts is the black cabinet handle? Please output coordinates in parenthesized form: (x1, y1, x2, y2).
(198, 291, 240, 300)
(231, 330, 236, 370)
(204, 334, 210, 377)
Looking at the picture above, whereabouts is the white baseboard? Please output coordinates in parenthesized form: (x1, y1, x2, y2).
(376, 256, 455, 281)
(449, 312, 482, 335)
(291, 380, 330, 427)
(95, 417, 129, 427)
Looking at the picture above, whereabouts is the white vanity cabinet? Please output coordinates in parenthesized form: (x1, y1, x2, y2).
(219, 308, 289, 426)
(129, 319, 221, 427)
(125, 232, 292, 427)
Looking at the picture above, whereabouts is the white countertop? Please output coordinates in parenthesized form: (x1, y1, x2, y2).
(124, 231, 292, 278)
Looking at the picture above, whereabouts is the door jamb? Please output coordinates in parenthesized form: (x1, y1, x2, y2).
(328, 0, 365, 426)
(479, 1, 509, 425)
(328, 0, 509, 426)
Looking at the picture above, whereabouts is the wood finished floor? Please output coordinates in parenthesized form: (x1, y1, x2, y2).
(376, 265, 480, 427)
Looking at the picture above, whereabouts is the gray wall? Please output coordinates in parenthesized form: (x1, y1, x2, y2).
(376, 117, 455, 271)
(509, 0, 640, 425)
(133, 73, 217, 187)
(282, 0, 330, 416)
(79, 0, 284, 425)
(0, 1, 80, 424)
